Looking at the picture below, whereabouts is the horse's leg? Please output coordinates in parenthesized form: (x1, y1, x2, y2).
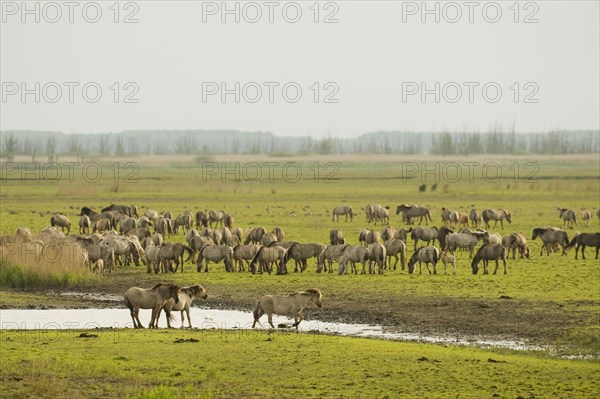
(130, 308, 138, 328)
(493, 259, 499, 275)
(134, 309, 144, 329)
(267, 312, 275, 329)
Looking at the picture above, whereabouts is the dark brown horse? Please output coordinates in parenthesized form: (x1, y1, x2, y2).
(566, 233, 600, 260)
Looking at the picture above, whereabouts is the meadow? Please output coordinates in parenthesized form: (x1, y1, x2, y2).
(0, 153, 599, 398)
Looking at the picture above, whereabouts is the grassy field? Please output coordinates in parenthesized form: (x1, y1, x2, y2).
(1, 329, 599, 399)
(1, 154, 599, 397)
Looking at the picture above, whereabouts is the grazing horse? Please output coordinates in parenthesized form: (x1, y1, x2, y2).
(502, 233, 530, 259)
(557, 208, 577, 229)
(124, 283, 180, 329)
(159, 285, 208, 328)
(566, 232, 600, 260)
(252, 289, 323, 331)
(332, 205, 353, 222)
(531, 228, 570, 256)
(471, 244, 507, 275)
(407, 246, 440, 274)
(481, 209, 511, 230)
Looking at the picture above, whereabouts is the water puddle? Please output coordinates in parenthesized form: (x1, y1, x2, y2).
(0, 307, 547, 352)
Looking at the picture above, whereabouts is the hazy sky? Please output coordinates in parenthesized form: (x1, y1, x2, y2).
(1, 1, 599, 137)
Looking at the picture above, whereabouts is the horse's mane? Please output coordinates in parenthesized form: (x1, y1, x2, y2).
(151, 282, 175, 290)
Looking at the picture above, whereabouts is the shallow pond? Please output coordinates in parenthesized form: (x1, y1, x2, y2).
(0, 307, 544, 352)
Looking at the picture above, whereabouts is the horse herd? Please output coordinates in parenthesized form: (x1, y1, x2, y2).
(123, 282, 323, 330)
(2, 203, 599, 277)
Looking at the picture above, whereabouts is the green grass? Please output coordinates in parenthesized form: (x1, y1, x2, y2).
(0, 329, 598, 399)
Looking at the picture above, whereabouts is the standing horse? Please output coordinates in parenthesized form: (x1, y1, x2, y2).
(332, 205, 353, 222)
(557, 208, 577, 229)
(407, 246, 440, 274)
(124, 283, 180, 328)
(159, 285, 208, 328)
(532, 227, 570, 256)
(252, 289, 323, 330)
(482, 209, 512, 229)
(566, 232, 600, 260)
(471, 244, 507, 275)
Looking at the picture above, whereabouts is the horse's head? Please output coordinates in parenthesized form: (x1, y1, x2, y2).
(505, 211, 512, 223)
(531, 229, 539, 240)
(307, 289, 323, 308)
(407, 255, 416, 274)
(471, 259, 479, 275)
(523, 245, 531, 259)
(170, 285, 181, 304)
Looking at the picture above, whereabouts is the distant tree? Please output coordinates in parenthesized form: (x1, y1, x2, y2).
(2, 133, 18, 162)
(25, 139, 39, 163)
(115, 137, 125, 156)
(46, 136, 57, 162)
(99, 135, 111, 156)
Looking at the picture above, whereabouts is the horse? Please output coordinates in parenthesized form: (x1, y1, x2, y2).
(123, 283, 180, 329)
(471, 244, 507, 275)
(440, 253, 456, 275)
(531, 227, 570, 256)
(384, 238, 406, 270)
(481, 209, 512, 230)
(566, 232, 600, 260)
(329, 229, 345, 245)
(445, 231, 488, 258)
(469, 209, 481, 228)
(410, 226, 438, 251)
(557, 208, 577, 229)
(244, 227, 267, 245)
(407, 246, 440, 274)
(159, 285, 208, 328)
(501, 232, 530, 259)
(252, 289, 323, 331)
(317, 244, 345, 273)
(367, 243, 387, 274)
(287, 242, 326, 272)
(396, 204, 432, 225)
(581, 209, 592, 227)
(338, 244, 368, 274)
(332, 205, 353, 222)
(196, 244, 234, 272)
(248, 245, 288, 275)
(232, 244, 261, 272)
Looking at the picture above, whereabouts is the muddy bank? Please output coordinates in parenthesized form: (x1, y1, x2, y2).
(1, 288, 596, 354)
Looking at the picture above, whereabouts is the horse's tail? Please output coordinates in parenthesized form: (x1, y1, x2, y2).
(426, 210, 433, 222)
(183, 245, 194, 263)
(432, 248, 439, 264)
(165, 307, 175, 324)
(123, 291, 133, 312)
(253, 300, 261, 321)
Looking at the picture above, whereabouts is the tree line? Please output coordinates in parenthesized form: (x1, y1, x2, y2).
(0, 129, 598, 162)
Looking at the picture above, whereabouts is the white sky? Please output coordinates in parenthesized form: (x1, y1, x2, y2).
(1, 0, 599, 138)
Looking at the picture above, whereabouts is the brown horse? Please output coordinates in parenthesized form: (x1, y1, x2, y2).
(159, 285, 208, 328)
(471, 244, 507, 275)
(124, 283, 180, 328)
(566, 232, 600, 260)
(252, 289, 323, 331)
